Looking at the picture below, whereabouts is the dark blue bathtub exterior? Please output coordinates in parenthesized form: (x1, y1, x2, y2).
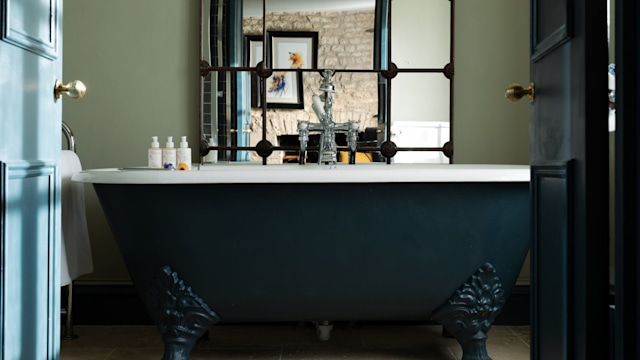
(92, 180, 529, 359)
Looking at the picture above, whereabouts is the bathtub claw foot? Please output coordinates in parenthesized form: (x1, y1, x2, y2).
(432, 263, 505, 360)
(147, 266, 220, 360)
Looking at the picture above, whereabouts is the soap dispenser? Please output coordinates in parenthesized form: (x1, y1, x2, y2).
(176, 136, 191, 171)
(204, 136, 218, 163)
(162, 136, 177, 169)
(148, 136, 162, 168)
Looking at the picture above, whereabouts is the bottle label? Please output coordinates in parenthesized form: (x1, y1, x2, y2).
(163, 149, 177, 169)
(148, 149, 162, 168)
(204, 150, 217, 163)
(177, 148, 191, 171)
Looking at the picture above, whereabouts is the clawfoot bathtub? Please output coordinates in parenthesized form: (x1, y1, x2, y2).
(73, 163, 530, 360)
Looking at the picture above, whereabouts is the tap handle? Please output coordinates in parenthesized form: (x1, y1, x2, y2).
(347, 121, 360, 151)
(349, 151, 356, 165)
(298, 149, 306, 165)
(311, 95, 326, 120)
(297, 120, 310, 149)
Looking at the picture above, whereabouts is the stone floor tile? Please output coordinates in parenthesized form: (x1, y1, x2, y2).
(108, 347, 284, 360)
(200, 323, 362, 349)
(360, 325, 457, 349)
(60, 347, 114, 360)
(191, 348, 282, 360)
(103, 348, 163, 360)
(60, 324, 529, 360)
(282, 347, 456, 360)
(61, 325, 163, 349)
(448, 337, 530, 360)
(508, 326, 531, 346)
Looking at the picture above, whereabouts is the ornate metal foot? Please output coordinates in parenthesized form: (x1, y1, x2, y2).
(432, 263, 505, 360)
(146, 266, 220, 360)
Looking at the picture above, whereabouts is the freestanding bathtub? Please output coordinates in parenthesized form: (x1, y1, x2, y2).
(73, 163, 530, 360)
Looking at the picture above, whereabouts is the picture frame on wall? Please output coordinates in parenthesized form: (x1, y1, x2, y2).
(264, 70, 304, 109)
(267, 31, 318, 70)
(246, 35, 263, 68)
(267, 31, 318, 109)
(244, 35, 263, 108)
(245, 31, 318, 109)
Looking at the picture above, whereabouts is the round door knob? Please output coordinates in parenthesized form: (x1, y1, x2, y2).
(505, 82, 535, 103)
(54, 80, 87, 99)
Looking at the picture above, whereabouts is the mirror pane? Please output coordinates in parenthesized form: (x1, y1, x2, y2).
(249, 71, 379, 164)
(390, 72, 450, 163)
(263, 1, 376, 70)
(202, 70, 254, 162)
(201, 0, 211, 64)
(204, 1, 246, 67)
(201, 0, 453, 163)
(391, 73, 450, 124)
(243, 1, 265, 44)
(391, 0, 450, 69)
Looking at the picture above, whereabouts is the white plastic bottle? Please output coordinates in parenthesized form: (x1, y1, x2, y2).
(162, 136, 177, 169)
(148, 136, 163, 168)
(204, 136, 218, 163)
(176, 136, 191, 171)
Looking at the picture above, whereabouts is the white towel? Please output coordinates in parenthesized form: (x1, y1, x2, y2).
(61, 150, 94, 286)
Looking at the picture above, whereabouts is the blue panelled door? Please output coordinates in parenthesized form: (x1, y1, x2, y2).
(1, 0, 63, 358)
(529, 1, 610, 359)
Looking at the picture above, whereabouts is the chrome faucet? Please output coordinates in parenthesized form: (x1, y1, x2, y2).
(298, 69, 360, 165)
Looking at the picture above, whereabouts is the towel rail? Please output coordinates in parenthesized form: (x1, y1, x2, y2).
(61, 120, 79, 340)
(62, 122, 76, 153)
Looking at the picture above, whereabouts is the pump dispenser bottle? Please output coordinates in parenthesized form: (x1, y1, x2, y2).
(148, 136, 163, 168)
(176, 136, 191, 170)
(162, 136, 177, 169)
(204, 136, 218, 163)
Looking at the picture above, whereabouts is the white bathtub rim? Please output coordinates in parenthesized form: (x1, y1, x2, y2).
(72, 163, 530, 184)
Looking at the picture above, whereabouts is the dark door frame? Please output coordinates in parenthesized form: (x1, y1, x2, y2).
(614, 0, 640, 359)
(529, 1, 610, 359)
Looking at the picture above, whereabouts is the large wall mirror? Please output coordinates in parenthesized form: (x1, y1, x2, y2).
(200, 0, 454, 164)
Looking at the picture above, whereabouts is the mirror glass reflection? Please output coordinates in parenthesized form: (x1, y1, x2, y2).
(201, 0, 453, 164)
(391, 0, 450, 69)
(263, 1, 376, 71)
(390, 0, 451, 163)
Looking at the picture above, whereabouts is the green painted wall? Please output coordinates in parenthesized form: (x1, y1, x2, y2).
(62, 0, 201, 283)
(453, 0, 530, 165)
(62, 0, 530, 284)
(454, 0, 530, 285)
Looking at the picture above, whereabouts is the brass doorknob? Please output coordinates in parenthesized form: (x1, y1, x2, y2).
(54, 80, 87, 99)
(505, 82, 535, 103)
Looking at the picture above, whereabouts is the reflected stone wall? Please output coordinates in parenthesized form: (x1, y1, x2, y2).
(244, 10, 378, 163)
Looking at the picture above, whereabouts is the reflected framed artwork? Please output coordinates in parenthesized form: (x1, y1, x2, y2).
(264, 70, 303, 109)
(268, 31, 318, 70)
(244, 35, 263, 107)
(245, 32, 318, 109)
(266, 31, 318, 109)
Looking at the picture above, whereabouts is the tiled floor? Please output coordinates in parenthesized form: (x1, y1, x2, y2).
(61, 323, 530, 359)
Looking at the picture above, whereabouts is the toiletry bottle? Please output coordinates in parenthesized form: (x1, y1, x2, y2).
(176, 136, 191, 171)
(162, 136, 177, 169)
(148, 136, 163, 168)
(204, 136, 218, 163)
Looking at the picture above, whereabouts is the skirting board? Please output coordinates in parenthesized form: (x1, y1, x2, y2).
(66, 284, 531, 326)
